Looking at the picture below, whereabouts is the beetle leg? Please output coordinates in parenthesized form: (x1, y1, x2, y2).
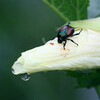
(63, 40, 66, 50)
(67, 39, 78, 46)
(71, 29, 82, 37)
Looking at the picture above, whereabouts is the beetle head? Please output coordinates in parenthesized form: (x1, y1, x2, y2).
(57, 37, 63, 43)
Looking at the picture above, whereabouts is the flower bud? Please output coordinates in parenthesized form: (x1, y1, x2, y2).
(12, 17, 100, 76)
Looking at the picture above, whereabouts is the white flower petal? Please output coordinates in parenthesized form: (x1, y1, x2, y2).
(12, 18, 100, 75)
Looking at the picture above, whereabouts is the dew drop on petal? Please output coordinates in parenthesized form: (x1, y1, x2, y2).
(21, 73, 30, 81)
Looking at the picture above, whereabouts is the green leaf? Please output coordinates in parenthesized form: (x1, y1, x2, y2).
(42, 0, 89, 21)
(67, 69, 100, 88)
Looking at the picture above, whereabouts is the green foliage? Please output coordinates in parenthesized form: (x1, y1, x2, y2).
(42, 0, 89, 21)
(67, 69, 100, 88)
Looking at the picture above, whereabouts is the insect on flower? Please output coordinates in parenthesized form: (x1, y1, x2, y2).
(57, 22, 82, 49)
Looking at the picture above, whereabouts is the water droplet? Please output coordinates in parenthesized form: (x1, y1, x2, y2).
(11, 68, 15, 74)
(21, 73, 30, 81)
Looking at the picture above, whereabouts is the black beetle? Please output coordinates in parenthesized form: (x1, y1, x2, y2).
(57, 22, 82, 49)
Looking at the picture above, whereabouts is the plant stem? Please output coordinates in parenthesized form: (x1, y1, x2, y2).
(95, 85, 100, 99)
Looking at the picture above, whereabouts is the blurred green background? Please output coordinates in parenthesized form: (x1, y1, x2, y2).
(0, 0, 100, 100)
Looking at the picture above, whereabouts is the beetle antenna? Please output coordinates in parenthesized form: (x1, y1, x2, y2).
(56, 28, 59, 31)
(67, 22, 70, 26)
